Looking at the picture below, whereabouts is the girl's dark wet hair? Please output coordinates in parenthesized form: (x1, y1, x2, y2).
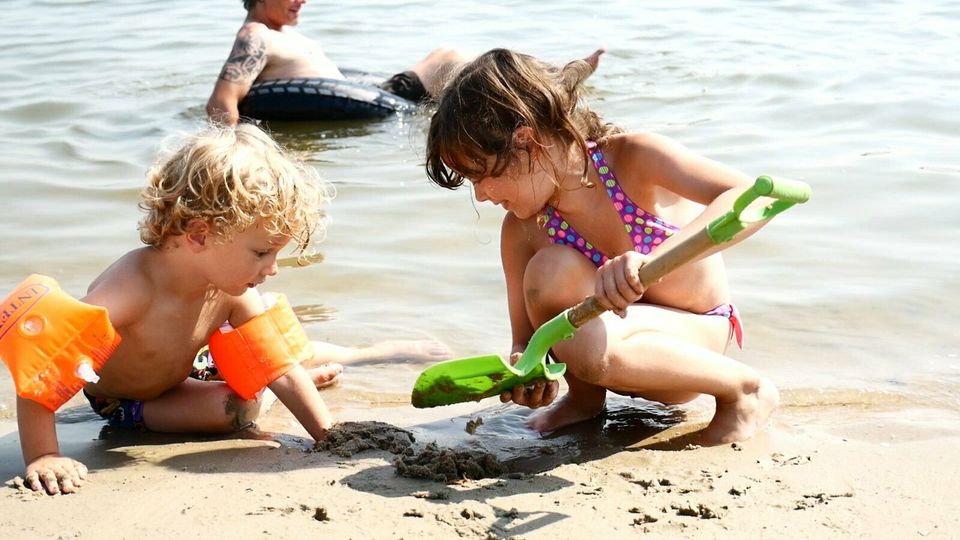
(425, 48, 621, 190)
(243, 0, 257, 11)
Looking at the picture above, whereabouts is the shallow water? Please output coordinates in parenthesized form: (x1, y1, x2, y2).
(0, 1, 958, 450)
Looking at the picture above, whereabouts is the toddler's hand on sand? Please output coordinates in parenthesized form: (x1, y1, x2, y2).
(595, 251, 650, 317)
(24, 453, 87, 495)
(499, 352, 559, 409)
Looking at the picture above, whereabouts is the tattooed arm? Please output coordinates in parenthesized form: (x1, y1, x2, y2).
(206, 24, 268, 126)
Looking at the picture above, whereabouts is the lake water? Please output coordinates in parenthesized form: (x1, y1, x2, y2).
(0, 0, 958, 456)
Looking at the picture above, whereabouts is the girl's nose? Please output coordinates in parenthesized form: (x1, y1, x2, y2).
(473, 183, 489, 202)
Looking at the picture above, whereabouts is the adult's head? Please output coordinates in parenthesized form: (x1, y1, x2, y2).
(244, 0, 306, 28)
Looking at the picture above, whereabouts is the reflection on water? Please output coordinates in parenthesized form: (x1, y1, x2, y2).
(293, 303, 338, 324)
(407, 396, 686, 474)
(277, 252, 325, 268)
(782, 384, 960, 414)
(267, 114, 420, 156)
(51, 405, 104, 425)
(0, 0, 957, 453)
(177, 104, 208, 123)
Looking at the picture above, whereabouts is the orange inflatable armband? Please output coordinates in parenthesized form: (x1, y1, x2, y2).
(0, 274, 121, 411)
(208, 293, 311, 400)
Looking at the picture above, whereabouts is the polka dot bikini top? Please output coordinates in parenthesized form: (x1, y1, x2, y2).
(541, 143, 680, 267)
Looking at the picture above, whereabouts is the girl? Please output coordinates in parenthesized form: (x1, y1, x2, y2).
(424, 48, 780, 445)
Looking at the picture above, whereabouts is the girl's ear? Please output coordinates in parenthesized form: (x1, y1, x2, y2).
(183, 219, 212, 252)
(512, 126, 536, 150)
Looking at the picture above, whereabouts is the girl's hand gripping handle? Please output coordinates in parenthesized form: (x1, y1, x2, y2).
(566, 176, 811, 329)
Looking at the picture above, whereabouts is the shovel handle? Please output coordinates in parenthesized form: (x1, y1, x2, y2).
(566, 227, 717, 328)
(566, 176, 811, 329)
(566, 296, 607, 328)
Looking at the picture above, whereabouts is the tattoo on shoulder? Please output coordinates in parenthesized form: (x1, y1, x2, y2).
(218, 33, 267, 84)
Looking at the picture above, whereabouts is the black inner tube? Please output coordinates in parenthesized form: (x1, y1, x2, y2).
(239, 69, 416, 121)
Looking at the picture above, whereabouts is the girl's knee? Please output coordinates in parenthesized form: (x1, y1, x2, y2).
(564, 348, 612, 387)
(523, 246, 594, 314)
(569, 362, 606, 387)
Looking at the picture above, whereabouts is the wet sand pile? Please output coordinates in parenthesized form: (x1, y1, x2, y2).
(394, 442, 506, 482)
(314, 421, 415, 457)
(313, 421, 506, 483)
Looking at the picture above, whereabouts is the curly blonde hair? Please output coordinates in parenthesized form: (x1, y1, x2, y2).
(138, 123, 329, 252)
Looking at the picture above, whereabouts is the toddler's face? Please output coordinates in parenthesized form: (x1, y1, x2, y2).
(205, 223, 291, 296)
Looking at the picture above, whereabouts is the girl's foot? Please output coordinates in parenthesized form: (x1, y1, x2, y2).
(584, 47, 606, 72)
(526, 393, 605, 433)
(700, 377, 780, 445)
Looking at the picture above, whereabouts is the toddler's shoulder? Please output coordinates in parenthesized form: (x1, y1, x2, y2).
(83, 249, 153, 328)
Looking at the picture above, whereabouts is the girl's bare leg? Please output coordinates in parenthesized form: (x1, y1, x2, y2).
(589, 315, 779, 445)
(526, 372, 607, 433)
(521, 246, 610, 431)
(522, 246, 778, 443)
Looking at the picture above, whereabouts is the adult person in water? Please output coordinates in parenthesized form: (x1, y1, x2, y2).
(206, 0, 467, 125)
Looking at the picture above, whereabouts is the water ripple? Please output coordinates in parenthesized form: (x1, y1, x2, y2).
(0, 0, 957, 427)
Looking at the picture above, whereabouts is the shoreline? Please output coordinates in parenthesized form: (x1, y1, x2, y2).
(2, 398, 958, 538)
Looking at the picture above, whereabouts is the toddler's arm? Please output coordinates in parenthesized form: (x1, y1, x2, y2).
(223, 290, 334, 440)
(16, 397, 87, 495)
(267, 364, 334, 440)
(8, 273, 139, 497)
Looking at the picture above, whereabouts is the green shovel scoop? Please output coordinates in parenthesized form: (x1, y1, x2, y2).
(411, 176, 811, 408)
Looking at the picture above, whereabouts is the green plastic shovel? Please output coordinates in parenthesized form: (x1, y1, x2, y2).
(411, 176, 811, 408)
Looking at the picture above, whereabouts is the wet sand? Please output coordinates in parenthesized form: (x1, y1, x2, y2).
(1, 396, 957, 539)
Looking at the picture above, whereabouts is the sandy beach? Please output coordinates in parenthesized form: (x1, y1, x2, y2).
(2, 393, 957, 539)
(2, 1, 958, 538)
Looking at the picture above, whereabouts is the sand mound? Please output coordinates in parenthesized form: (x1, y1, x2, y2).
(314, 421, 415, 457)
(394, 442, 506, 482)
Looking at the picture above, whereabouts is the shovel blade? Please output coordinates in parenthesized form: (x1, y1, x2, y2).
(410, 354, 567, 408)
(411, 354, 521, 408)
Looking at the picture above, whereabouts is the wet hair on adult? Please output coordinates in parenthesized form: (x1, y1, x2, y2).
(425, 48, 621, 190)
(243, 0, 257, 11)
(138, 123, 330, 253)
